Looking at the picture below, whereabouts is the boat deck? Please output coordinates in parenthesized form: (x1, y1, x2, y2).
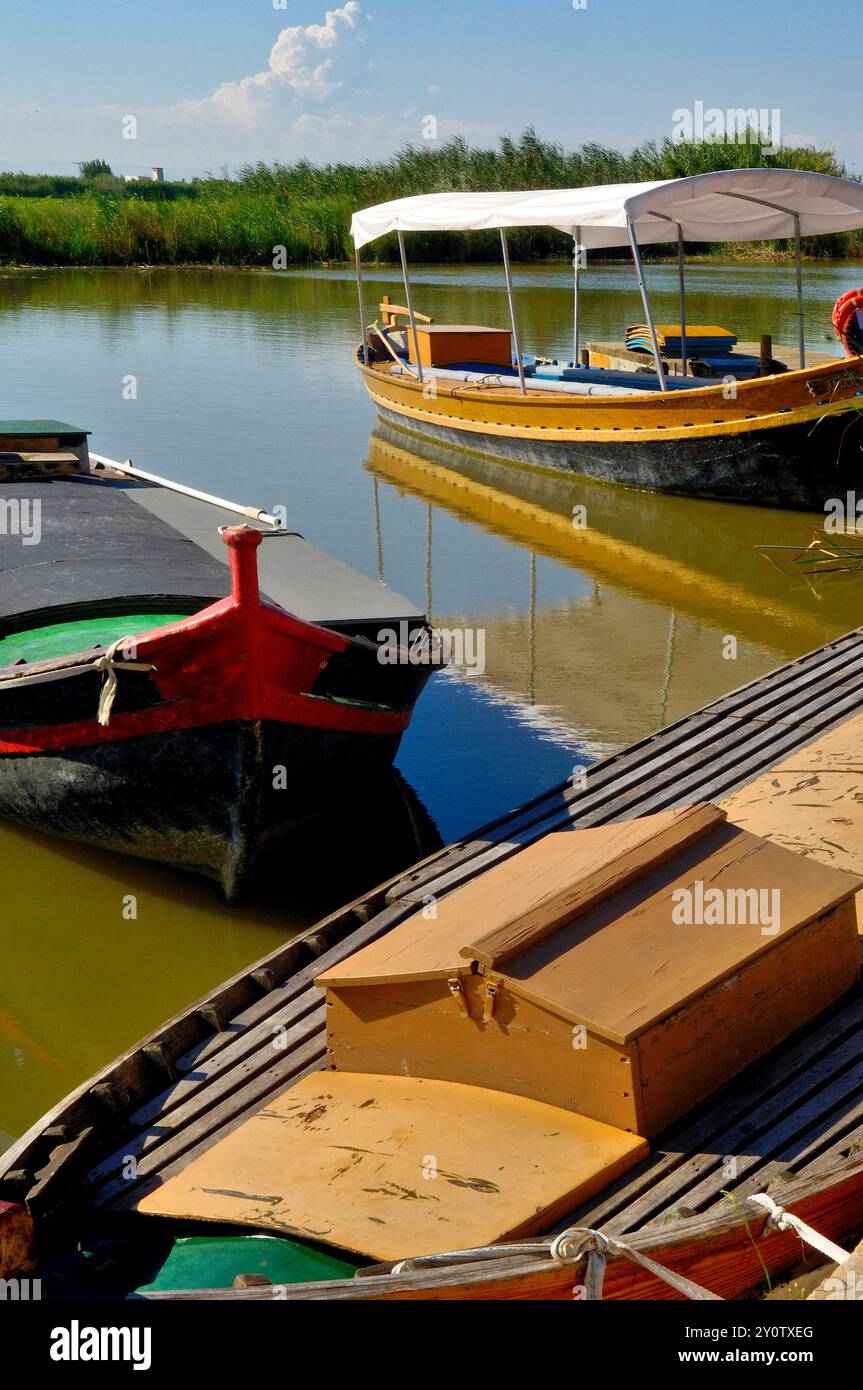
(571, 973, 863, 1237)
(0, 470, 423, 640)
(5, 623, 863, 1267)
(119, 481, 423, 634)
(31, 622, 863, 1227)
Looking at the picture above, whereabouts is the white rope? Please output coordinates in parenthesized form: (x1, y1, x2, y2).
(0, 640, 155, 718)
(94, 636, 154, 726)
(749, 1193, 851, 1266)
(390, 1224, 721, 1300)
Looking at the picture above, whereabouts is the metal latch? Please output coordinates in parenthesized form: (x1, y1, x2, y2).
(447, 976, 469, 1017)
(482, 977, 501, 1023)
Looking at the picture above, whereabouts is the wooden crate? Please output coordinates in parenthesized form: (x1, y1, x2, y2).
(319, 805, 862, 1137)
(409, 324, 513, 369)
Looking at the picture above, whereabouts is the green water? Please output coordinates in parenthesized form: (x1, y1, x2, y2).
(1, 259, 862, 1150)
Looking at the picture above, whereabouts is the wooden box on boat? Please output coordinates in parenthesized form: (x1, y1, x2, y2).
(319, 805, 862, 1137)
(408, 324, 513, 370)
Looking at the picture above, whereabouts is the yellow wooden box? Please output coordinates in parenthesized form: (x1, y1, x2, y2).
(319, 805, 861, 1137)
(409, 324, 513, 369)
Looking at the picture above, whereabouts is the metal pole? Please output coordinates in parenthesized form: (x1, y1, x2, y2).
(397, 230, 424, 384)
(573, 227, 581, 367)
(500, 228, 527, 395)
(626, 217, 668, 392)
(88, 452, 283, 528)
(720, 192, 809, 372)
(355, 245, 369, 364)
(676, 224, 687, 379)
(793, 213, 806, 370)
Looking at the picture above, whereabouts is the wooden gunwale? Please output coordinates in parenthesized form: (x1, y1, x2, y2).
(139, 1150, 863, 1301)
(5, 625, 863, 1293)
(359, 351, 863, 445)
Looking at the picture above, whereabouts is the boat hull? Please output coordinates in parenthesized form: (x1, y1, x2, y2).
(0, 718, 403, 903)
(361, 352, 863, 509)
(375, 404, 863, 508)
(0, 526, 432, 900)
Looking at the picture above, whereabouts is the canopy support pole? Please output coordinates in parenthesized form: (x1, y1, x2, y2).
(354, 245, 369, 364)
(626, 218, 668, 392)
(793, 214, 806, 370)
(676, 225, 687, 378)
(719, 191, 810, 372)
(573, 227, 581, 367)
(397, 230, 424, 384)
(500, 229, 527, 395)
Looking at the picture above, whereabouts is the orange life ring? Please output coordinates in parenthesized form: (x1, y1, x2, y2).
(832, 288, 863, 356)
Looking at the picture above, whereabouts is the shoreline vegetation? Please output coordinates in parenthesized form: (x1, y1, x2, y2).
(1, 132, 861, 269)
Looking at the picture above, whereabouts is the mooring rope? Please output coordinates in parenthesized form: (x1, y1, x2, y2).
(390, 1224, 721, 1300)
(93, 636, 154, 726)
(749, 1193, 851, 1266)
(0, 639, 155, 724)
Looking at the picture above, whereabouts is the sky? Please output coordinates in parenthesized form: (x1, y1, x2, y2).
(0, 0, 856, 179)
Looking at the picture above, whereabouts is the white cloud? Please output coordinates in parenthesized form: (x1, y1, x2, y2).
(173, 3, 370, 128)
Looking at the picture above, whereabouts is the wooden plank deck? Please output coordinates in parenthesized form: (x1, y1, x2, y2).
(5, 623, 863, 1251)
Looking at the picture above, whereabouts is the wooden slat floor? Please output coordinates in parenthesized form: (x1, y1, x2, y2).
(572, 979, 863, 1236)
(6, 626, 863, 1248)
(78, 625, 863, 1229)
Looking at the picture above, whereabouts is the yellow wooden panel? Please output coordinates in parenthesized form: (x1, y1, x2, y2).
(326, 979, 643, 1133)
(633, 899, 860, 1134)
(466, 804, 723, 968)
(317, 807, 707, 988)
(137, 1072, 648, 1262)
(721, 711, 863, 886)
(504, 827, 859, 1042)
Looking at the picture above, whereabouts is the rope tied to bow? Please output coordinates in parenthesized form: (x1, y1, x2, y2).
(94, 636, 155, 726)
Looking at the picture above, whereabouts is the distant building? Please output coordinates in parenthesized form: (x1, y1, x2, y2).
(151, 166, 164, 183)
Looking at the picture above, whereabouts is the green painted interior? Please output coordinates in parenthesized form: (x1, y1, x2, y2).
(0, 613, 190, 666)
(0, 419, 89, 437)
(136, 1234, 361, 1292)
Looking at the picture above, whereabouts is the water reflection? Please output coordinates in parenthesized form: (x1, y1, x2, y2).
(0, 769, 440, 1148)
(366, 421, 860, 752)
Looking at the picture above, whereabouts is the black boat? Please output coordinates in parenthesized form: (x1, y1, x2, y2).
(0, 421, 434, 901)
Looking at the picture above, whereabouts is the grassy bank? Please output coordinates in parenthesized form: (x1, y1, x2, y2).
(1, 132, 861, 267)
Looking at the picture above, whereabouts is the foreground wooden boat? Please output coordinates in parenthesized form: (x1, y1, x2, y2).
(0, 423, 434, 901)
(4, 625, 863, 1299)
(351, 170, 863, 508)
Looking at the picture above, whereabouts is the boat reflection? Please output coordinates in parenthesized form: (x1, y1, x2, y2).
(0, 767, 441, 1151)
(366, 422, 858, 751)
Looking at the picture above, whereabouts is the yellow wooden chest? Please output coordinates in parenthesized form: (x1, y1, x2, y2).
(319, 805, 861, 1137)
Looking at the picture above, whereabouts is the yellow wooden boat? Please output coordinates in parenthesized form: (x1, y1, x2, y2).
(351, 170, 863, 508)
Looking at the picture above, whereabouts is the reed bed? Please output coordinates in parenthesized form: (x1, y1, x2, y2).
(1, 132, 859, 267)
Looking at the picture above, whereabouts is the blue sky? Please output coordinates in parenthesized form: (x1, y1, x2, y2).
(0, 0, 856, 178)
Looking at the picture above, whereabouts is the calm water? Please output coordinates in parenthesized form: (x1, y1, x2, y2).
(2, 258, 862, 1147)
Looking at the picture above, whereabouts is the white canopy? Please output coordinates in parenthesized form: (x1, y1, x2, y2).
(351, 168, 863, 251)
